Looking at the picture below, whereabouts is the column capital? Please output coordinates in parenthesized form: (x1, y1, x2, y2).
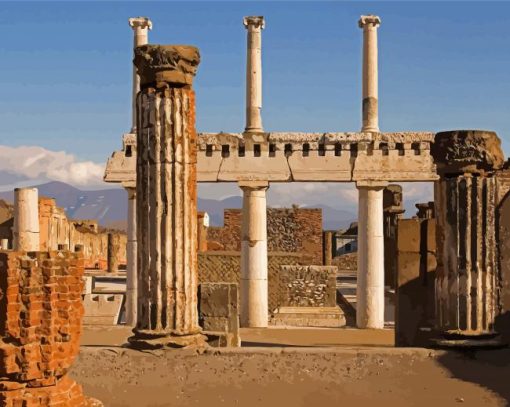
(431, 130, 505, 175)
(134, 44, 200, 87)
(356, 180, 388, 189)
(129, 17, 152, 31)
(358, 15, 381, 29)
(243, 16, 265, 30)
(238, 180, 269, 191)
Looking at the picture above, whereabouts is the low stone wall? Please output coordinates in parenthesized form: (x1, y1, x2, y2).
(0, 250, 100, 405)
(331, 252, 357, 271)
(198, 251, 305, 314)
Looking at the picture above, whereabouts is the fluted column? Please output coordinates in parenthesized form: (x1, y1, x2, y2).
(240, 181, 269, 327)
(125, 187, 137, 326)
(432, 130, 505, 345)
(356, 181, 386, 329)
(13, 188, 40, 251)
(243, 16, 264, 133)
(129, 44, 205, 348)
(128, 17, 152, 133)
(358, 15, 381, 133)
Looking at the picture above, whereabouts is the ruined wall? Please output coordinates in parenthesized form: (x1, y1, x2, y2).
(0, 251, 98, 405)
(395, 218, 436, 347)
(0, 200, 13, 243)
(198, 251, 305, 314)
(206, 208, 323, 264)
(331, 252, 357, 271)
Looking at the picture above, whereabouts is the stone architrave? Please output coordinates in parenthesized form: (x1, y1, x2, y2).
(358, 15, 381, 133)
(128, 44, 206, 348)
(243, 16, 265, 133)
(432, 130, 505, 345)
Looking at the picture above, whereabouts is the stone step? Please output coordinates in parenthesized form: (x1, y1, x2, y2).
(271, 306, 346, 328)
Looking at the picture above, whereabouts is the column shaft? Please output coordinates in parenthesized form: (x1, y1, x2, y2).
(240, 182, 269, 327)
(356, 184, 385, 329)
(125, 188, 137, 326)
(13, 188, 40, 252)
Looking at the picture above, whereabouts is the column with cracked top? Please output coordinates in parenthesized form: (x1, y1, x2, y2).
(128, 44, 206, 348)
(240, 181, 269, 327)
(359, 15, 381, 133)
(356, 180, 386, 329)
(432, 130, 504, 346)
(13, 187, 40, 251)
(243, 16, 264, 133)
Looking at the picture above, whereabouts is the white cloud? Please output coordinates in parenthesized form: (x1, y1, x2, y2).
(0, 145, 105, 188)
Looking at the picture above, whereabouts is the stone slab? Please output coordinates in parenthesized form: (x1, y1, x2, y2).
(270, 306, 346, 328)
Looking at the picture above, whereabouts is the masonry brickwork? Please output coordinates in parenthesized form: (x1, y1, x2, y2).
(207, 207, 323, 264)
(0, 250, 100, 406)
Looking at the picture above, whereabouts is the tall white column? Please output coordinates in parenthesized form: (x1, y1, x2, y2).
(358, 15, 381, 133)
(125, 187, 137, 326)
(243, 16, 265, 133)
(356, 181, 386, 329)
(240, 181, 269, 327)
(128, 17, 152, 133)
(13, 188, 40, 251)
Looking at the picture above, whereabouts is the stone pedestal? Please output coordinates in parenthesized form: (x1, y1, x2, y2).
(128, 44, 205, 349)
(13, 187, 40, 251)
(239, 181, 269, 328)
(432, 130, 505, 346)
(356, 181, 386, 329)
(243, 16, 264, 133)
(125, 187, 137, 326)
(358, 15, 381, 133)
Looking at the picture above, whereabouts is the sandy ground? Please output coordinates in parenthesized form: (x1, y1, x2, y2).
(73, 326, 509, 407)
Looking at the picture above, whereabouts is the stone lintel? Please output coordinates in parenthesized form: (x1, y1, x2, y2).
(432, 130, 505, 175)
(356, 180, 388, 189)
(134, 44, 200, 87)
(243, 16, 265, 30)
(238, 180, 269, 189)
(128, 17, 152, 30)
(358, 15, 381, 29)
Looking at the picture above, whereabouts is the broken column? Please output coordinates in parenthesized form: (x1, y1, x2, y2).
(432, 130, 504, 345)
(356, 180, 386, 329)
(13, 187, 40, 251)
(129, 44, 205, 348)
(358, 15, 381, 133)
(107, 232, 122, 273)
(128, 17, 152, 133)
(243, 16, 264, 133)
(125, 188, 137, 325)
(240, 181, 269, 327)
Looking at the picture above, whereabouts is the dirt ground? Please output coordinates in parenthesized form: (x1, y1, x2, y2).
(72, 326, 510, 407)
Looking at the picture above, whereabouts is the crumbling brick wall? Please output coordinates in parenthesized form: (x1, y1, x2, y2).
(0, 250, 99, 405)
(206, 208, 323, 264)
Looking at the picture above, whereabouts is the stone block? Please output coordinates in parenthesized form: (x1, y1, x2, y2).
(82, 294, 123, 325)
(397, 219, 421, 253)
(271, 306, 346, 328)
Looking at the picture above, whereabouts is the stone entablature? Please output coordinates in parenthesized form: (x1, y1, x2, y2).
(104, 131, 437, 184)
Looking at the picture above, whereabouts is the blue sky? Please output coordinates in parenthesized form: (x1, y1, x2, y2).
(0, 1, 508, 211)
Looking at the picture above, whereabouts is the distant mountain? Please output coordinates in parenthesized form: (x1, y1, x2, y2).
(0, 182, 356, 231)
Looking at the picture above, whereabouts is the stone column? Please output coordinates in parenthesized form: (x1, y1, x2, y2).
(383, 184, 405, 288)
(243, 16, 265, 133)
(239, 181, 269, 327)
(13, 187, 40, 251)
(107, 232, 121, 273)
(356, 181, 386, 329)
(129, 44, 205, 348)
(128, 17, 152, 133)
(0, 239, 8, 250)
(125, 187, 137, 326)
(323, 231, 334, 266)
(432, 130, 504, 345)
(358, 15, 381, 133)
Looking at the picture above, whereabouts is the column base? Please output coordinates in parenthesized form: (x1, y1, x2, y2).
(430, 330, 506, 349)
(128, 329, 208, 349)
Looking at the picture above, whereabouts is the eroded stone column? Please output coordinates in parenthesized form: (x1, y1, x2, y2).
(125, 187, 137, 326)
(240, 181, 269, 327)
(432, 130, 504, 345)
(358, 15, 381, 133)
(128, 17, 152, 133)
(129, 44, 205, 348)
(243, 16, 264, 133)
(356, 181, 386, 329)
(1, 239, 8, 250)
(13, 188, 40, 251)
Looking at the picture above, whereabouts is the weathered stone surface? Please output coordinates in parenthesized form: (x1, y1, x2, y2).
(432, 130, 504, 175)
(134, 44, 200, 87)
(271, 306, 346, 328)
(82, 294, 123, 325)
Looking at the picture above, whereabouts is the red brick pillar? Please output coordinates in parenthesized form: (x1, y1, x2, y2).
(0, 251, 101, 405)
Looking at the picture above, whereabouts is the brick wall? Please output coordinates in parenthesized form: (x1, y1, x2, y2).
(0, 250, 98, 405)
(206, 208, 323, 264)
